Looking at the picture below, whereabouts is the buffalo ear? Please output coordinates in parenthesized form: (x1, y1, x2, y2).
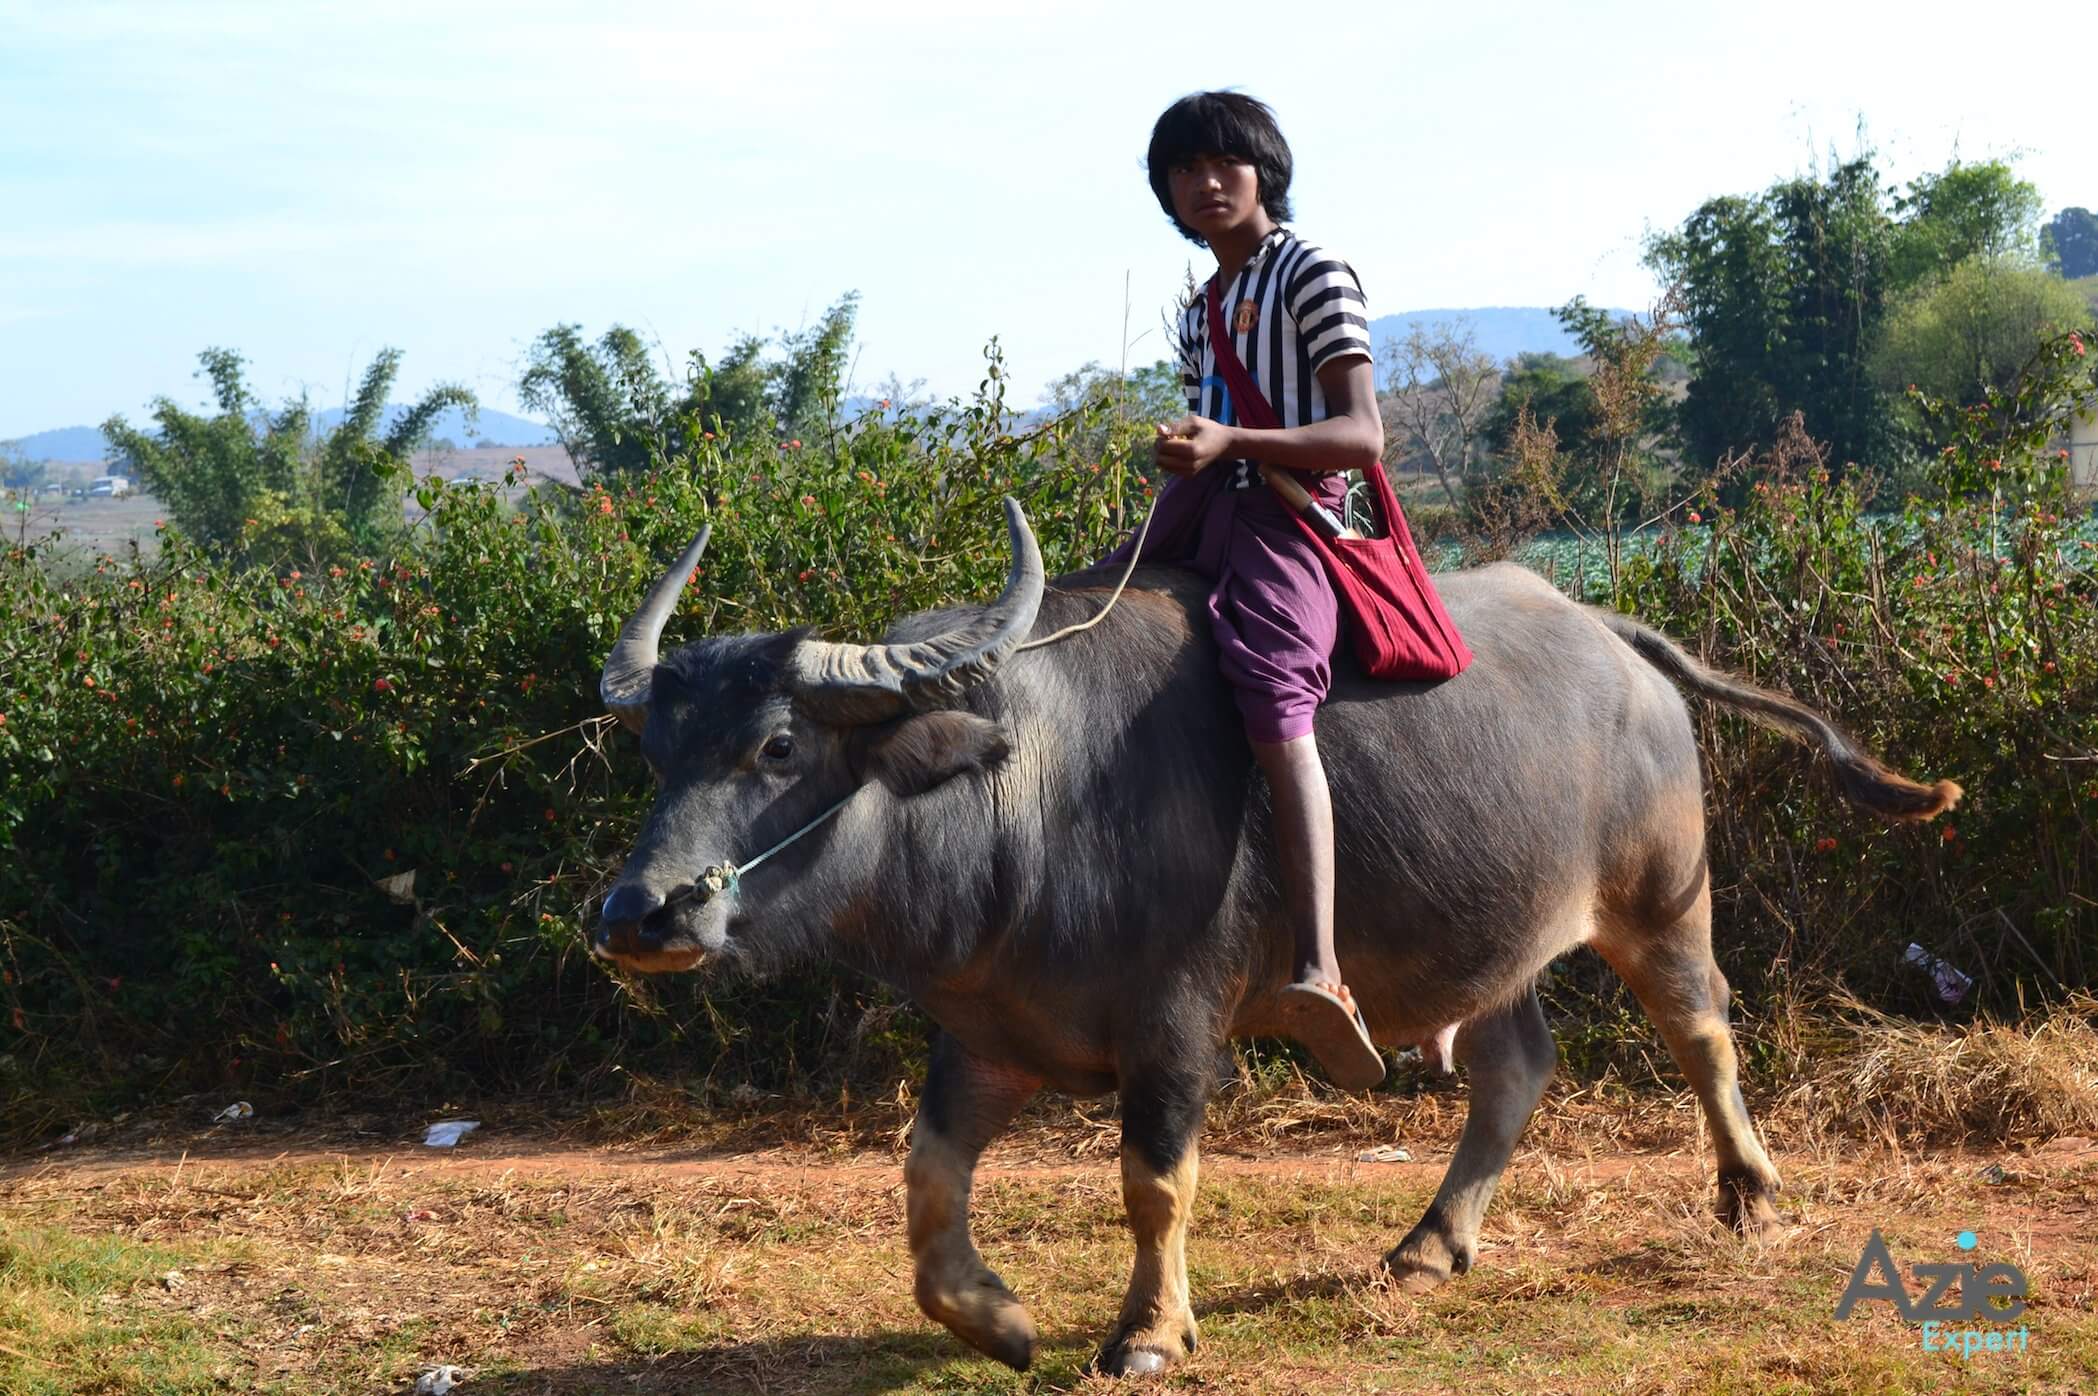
(856, 711, 1011, 797)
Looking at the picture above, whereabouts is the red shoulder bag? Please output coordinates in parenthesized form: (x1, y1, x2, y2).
(1203, 279, 1473, 682)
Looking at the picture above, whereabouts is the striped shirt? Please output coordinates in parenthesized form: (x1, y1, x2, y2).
(1177, 226, 1374, 490)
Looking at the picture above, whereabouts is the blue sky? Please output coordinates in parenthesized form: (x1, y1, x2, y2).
(2, 0, 2092, 437)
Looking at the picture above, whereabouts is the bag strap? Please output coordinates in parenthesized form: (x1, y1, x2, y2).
(1203, 278, 1281, 431)
(1204, 277, 1383, 532)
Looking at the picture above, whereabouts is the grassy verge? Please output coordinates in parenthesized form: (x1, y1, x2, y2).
(4, 993, 2092, 1391)
(2, 1133, 2092, 1395)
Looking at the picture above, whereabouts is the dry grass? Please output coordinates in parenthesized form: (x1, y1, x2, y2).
(5, 1004, 2095, 1392)
(1760, 991, 2098, 1151)
(2, 1129, 2093, 1395)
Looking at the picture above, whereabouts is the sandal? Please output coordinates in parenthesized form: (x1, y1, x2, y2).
(1277, 982, 1387, 1090)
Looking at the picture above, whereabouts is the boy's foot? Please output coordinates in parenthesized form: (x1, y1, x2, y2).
(1277, 980, 1386, 1090)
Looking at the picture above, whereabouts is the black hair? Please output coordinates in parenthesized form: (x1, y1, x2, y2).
(1145, 91, 1294, 245)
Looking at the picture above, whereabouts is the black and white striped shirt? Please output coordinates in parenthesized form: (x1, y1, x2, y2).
(1178, 226, 1374, 490)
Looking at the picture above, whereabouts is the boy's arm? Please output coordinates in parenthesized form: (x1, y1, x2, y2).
(1153, 355, 1383, 477)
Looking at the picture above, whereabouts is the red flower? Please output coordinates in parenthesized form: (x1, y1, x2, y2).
(597, 496, 613, 515)
(1942, 824, 1958, 843)
(1981, 675, 1995, 689)
(2071, 332, 2086, 357)
(1814, 837, 1837, 853)
(800, 494, 817, 507)
(499, 861, 513, 874)
(543, 808, 557, 822)
(797, 569, 814, 583)
(373, 677, 393, 692)
(1686, 510, 1702, 523)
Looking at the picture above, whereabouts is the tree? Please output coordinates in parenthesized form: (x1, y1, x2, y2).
(1650, 155, 2068, 481)
(1482, 352, 1598, 461)
(1874, 257, 2095, 407)
(2045, 207, 2098, 280)
(1468, 297, 1704, 585)
(1, 451, 45, 492)
(317, 348, 475, 541)
(770, 295, 859, 441)
(519, 325, 692, 477)
(1888, 161, 2044, 289)
(1649, 154, 1898, 475)
(102, 347, 472, 559)
(519, 294, 861, 477)
(1380, 320, 1499, 507)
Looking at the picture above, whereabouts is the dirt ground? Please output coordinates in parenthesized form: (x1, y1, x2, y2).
(3, 1112, 2094, 1396)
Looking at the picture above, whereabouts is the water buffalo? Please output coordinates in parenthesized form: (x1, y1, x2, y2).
(591, 500, 1959, 1376)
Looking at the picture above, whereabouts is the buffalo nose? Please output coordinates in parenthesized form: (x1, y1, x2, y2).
(596, 884, 667, 949)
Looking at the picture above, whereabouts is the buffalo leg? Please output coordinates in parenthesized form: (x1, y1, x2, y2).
(1594, 878, 1785, 1234)
(907, 1033, 1041, 1370)
(1384, 987, 1555, 1291)
(1092, 1066, 1208, 1377)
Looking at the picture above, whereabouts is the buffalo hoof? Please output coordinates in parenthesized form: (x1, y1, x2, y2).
(1719, 1175, 1791, 1240)
(1090, 1316, 1198, 1378)
(1382, 1227, 1473, 1294)
(917, 1268, 1037, 1371)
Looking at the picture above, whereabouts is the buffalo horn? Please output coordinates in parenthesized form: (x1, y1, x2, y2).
(789, 497, 1043, 724)
(599, 526, 711, 733)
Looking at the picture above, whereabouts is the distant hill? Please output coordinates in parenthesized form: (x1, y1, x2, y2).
(1, 424, 109, 463)
(4, 405, 556, 464)
(1367, 307, 1635, 365)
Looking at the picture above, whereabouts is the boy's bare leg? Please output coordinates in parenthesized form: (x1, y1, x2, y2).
(1253, 735, 1342, 992)
(1254, 734, 1384, 1088)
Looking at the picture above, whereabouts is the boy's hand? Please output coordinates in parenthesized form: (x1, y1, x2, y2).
(1153, 416, 1233, 476)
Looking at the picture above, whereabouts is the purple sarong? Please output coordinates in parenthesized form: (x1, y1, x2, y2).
(1097, 466, 1348, 744)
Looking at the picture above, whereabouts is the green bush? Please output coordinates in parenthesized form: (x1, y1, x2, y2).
(0, 350, 1151, 1122)
(2, 331, 2093, 1127)
(1598, 328, 2098, 1019)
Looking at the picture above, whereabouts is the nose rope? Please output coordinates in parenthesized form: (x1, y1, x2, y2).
(680, 792, 856, 906)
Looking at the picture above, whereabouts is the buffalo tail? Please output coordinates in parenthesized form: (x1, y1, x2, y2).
(1587, 607, 1962, 823)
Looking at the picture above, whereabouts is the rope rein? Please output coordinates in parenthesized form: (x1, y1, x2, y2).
(1015, 482, 1165, 651)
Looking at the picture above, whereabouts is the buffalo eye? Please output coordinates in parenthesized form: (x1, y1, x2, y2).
(761, 733, 795, 763)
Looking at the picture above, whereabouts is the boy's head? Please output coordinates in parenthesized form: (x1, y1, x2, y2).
(1146, 91, 1293, 245)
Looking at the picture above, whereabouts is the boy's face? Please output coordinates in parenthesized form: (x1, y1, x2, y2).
(1166, 151, 1262, 242)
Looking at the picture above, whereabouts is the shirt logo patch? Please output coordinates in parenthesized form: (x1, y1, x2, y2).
(1233, 299, 1258, 334)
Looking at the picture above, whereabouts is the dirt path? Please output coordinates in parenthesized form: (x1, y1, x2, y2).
(5, 1129, 2095, 1394)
